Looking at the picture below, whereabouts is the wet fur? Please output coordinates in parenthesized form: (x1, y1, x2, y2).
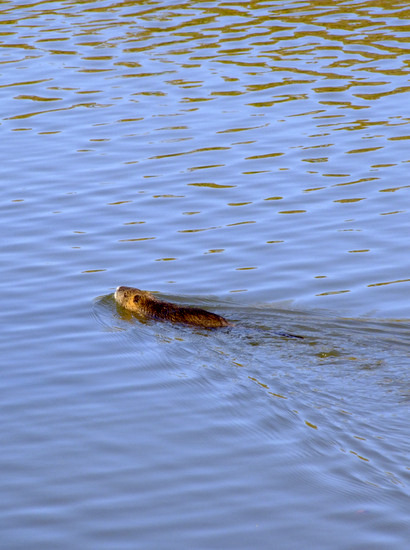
(115, 286, 231, 328)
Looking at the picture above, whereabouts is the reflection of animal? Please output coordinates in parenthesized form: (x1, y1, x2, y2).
(115, 286, 232, 328)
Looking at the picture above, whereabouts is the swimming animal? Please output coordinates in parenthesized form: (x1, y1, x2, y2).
(114, 286, 231, 328)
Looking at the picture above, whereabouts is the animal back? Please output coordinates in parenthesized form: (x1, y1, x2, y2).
(147, 301, 230, 328)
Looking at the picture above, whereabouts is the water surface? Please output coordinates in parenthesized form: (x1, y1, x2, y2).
(1, 1, 409, 548)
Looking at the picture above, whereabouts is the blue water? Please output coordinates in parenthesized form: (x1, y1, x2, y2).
(1, 1, 409, 548)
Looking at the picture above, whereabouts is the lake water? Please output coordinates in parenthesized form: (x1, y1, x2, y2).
(1, 1, 409, 548)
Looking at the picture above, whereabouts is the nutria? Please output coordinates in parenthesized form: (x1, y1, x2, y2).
(114, 286, 232, 328)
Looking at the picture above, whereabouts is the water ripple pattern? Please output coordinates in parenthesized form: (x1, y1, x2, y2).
(2, 0, 410, 314)
(1, 2, 410, 549)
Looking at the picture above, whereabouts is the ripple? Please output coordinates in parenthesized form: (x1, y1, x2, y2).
(2, 1, 410, 547)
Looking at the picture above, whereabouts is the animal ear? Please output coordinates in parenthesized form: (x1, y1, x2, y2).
(133, 295, 141, 304)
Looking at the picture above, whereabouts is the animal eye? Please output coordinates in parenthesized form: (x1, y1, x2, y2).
(133, 295, 141, 303)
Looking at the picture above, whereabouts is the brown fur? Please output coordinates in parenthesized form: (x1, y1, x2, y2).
(114, 286, 231, 328)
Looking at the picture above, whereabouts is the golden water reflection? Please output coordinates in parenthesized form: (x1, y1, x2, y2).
(1, 0, 409, 315)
